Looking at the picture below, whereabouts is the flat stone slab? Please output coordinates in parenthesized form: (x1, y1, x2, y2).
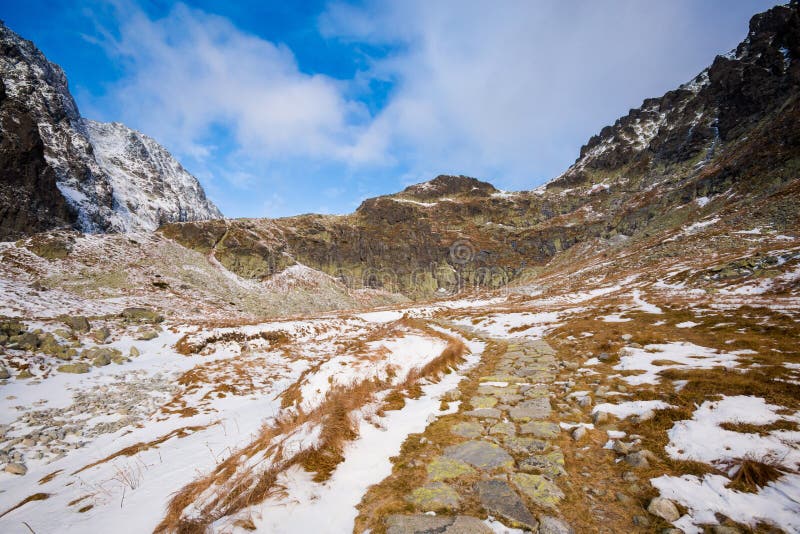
(406, 481, 460, 511)
(511, 473, 565, 508)
(427, 456, 476, 481)
(451, 421, 483, 438)
(443, 440, 514, 470)
(519, 450, 566, 478)
(463, 408, 502, 420)
(475, 479, 538, 531)
(470, 396, 498, 409)
(520, 421, 560, 439)
(386, 514, 493, 534)
(489, 421, 516, 437)
(509, 397, 551, 421)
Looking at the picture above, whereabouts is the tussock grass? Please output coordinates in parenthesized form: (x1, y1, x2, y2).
(729, 456, 786, 493)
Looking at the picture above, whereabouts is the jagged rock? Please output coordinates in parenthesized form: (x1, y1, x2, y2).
(475, 479, 538, 531)
(443, 440, 514, 470)
(647, 497, 680, 522)
(406, 482, 460, 511)
(538, 516, 575, 534)
(426, 456, 476, 481)
(571, 426, 587, 441)
(0, 365, 9, 379)
(386, 514, 492, 534)
(15, 332, 40, 351)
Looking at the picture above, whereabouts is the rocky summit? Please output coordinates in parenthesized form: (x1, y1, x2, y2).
(0, 22, 221, 240)
(0, 3, 799, 534)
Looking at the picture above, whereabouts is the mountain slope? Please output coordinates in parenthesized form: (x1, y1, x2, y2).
(0, 22, 221, 240)
(162, 2, 800, 300)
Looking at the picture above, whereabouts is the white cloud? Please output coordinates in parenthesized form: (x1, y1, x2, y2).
(93, 2, 370, 164)
(321, 0, 770, 187)
(88, 0, 773, 206)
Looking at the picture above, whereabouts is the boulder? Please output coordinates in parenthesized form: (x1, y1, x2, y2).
(57, 362, 90, 374)
(5, 462, 27, 475)
(61, 315, 91, 333)
(647, 497, 680, 522)
(91, 327, 110, 343)
(121, 307, 164, 324)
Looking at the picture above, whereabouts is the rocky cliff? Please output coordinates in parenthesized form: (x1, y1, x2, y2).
(162, 2, 800, 299)
(0, 22, 221, 240)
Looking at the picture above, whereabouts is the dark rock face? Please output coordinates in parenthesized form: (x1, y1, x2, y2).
(0, 77, 76, 240)
(553, 3, 800, 188)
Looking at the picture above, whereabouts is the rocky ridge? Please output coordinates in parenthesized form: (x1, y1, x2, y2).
(0, 21, 221, 240)
(162, 3, 800, 300)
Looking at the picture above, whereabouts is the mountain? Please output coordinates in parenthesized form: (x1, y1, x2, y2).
(0, 21, 221, 241)
(161, 2, 800, 300)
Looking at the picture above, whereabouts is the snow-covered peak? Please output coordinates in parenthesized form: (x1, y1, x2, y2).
(0, 21, 222, 236)
(83, 120, 222, 231)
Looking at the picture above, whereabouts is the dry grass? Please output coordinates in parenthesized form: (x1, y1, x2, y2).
(37, 469, 62, 485)
(156, 321, 469, 533)
(72, 425, 210, 475)
(0, 493, 50, 519)
(728, 456, 786, 493)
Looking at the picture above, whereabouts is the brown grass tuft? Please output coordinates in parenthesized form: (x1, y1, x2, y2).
(729, 456, 786, 492)
(0, 493, 50, 519)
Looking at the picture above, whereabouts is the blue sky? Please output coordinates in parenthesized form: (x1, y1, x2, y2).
(2, 0, 779, 217)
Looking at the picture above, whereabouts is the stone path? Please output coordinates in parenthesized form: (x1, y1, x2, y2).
(387, 338, 575, 534)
